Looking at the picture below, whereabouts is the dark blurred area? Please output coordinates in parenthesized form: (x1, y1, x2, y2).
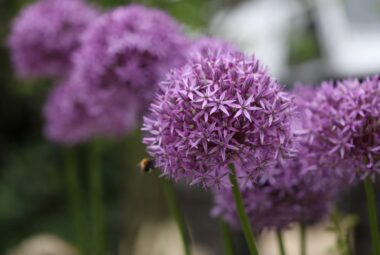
(1, 0, 380, 254)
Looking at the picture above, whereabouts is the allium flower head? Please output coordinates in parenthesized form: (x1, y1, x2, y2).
(43, 81, 97, 145)
(72, 4, 189, 117)
(142, 51, 295, 188)
(212, 155, 339, 233)
(8, 0, 99, 79)
(43, 76, 139, 144)
(296, 77, 380, 181)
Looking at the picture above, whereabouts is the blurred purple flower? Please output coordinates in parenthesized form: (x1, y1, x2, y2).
(72, 5, 189, 119)
(8, 0, 99, 79)
(142, 51, 295, 188)
(43, 4, 188, 143)
(43, 75, 140, 145)
(43, 81, 97, 145)
(212, 154, 339, 233)
(295, 77, 380, 181)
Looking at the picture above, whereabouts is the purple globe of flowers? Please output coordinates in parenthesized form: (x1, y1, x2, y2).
(43, 81, 97, 145)
(8, 0, 99, 79)
(296, 77, 380, 181)
(212, 155, 339, 232)
(142, 50, 295, 188)
(44, 75, 140, 144)
(71, 4, 189, 125)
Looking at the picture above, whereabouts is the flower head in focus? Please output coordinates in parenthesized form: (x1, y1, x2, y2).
(142, 50, 295, 188)
(295, 77, 380, 181)
(8, 0, 99, 79)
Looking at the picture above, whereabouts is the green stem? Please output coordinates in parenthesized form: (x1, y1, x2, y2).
(64, 149, 87, 255)
(364, 178, 380, 255)
(161, 179, 191, 255)
(219, 218, 235, 255)
(276, 231, 286, 255)
(90, 141, 106, 255)
(228, 164, 260, 255)
(300, 224, 306, 255)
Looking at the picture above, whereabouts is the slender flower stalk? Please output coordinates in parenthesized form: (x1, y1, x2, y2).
(228, 164, 259, 255)
(276, 231, 286, 255)
(219, 218, 235, 255)
(300, 224, 307, 255)
(364, 178, 380, 255)
(161, 179, 191, 255)
(64, 149, 87, 255)
(89, 140, 106, 255)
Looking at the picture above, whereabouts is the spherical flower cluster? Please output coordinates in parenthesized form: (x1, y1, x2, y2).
(43, 81, 97, 145)
(43, 4, 188, 142)
(71, 4, 189, 123)
(8, 0, 99, 79)
(212, 155, 339, 232)
(43, 76, 139, 144)
(142, 51, 295, 188)
(296, 77, 380, 181)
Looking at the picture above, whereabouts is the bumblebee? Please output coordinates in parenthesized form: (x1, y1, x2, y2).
(138, 158, 154, 173)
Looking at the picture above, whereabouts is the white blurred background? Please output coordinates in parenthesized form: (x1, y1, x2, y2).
(210, 0, 380, 83)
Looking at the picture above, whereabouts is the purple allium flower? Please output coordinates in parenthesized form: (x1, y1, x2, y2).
(44, 4, 188, 142)
(212, 155, 339, 233)
(295, 77, 380, 181)
(43, 75, 139, 144)
(43, 81, 97, 145)
(142, 51, 295, 188)
(8, 0, 99, 79)
(71, 4, 189, 119)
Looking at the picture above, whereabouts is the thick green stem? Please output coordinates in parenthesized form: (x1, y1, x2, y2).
(364, 178, 380, 255)
(228, 164, 260, 255)
(219, 218, 235, 255)
(161, 179, 191, 255)
(276, 231, 286, 255)
(64, 149, 87, 255)
(300, 224, 306, 255)
(89, 141, 106, 255)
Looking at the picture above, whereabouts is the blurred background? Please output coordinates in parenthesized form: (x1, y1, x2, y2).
(1, 0, 380, 254)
